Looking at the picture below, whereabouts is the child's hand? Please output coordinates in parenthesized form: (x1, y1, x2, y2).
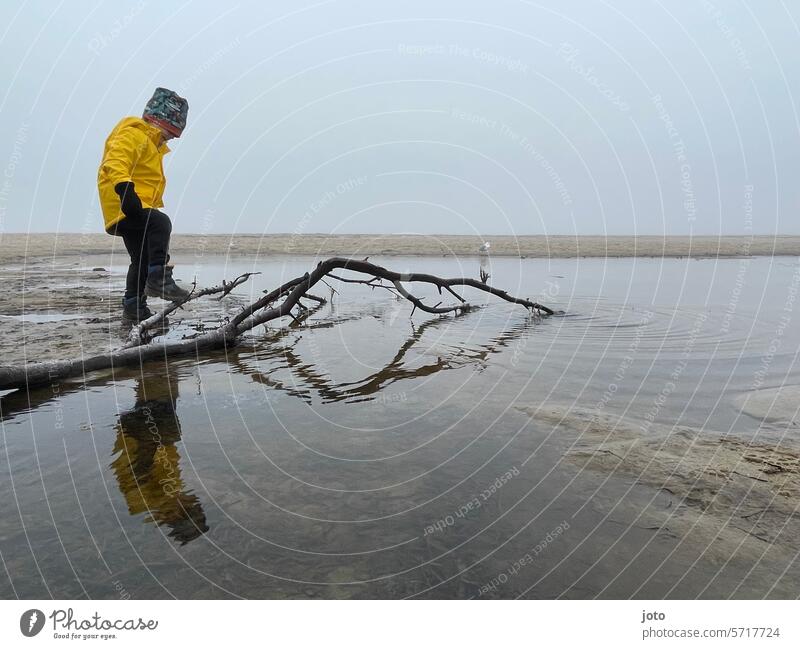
(114, 181, 143, 219)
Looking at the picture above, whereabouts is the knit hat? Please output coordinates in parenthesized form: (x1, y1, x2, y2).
(143, 87, 188, 137)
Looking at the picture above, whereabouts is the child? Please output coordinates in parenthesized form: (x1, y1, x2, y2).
(98, 87, 190, 322)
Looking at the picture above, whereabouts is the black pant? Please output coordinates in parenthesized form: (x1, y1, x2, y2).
(108, 209, 172, 300)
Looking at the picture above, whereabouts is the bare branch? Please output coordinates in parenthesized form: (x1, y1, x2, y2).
(392, 281, 467, 315)
(125, 271, 260, 348)
(215, 272, 260, 300)
(444, 285, 467, 303)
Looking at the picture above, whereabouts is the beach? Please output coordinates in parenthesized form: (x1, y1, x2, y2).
(1, 242, 799, 598)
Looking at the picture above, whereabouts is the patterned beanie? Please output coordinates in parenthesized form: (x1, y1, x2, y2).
(143, 87, 188, 137)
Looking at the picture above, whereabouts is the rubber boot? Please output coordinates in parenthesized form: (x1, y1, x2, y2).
(122, 296, 153, 323)
(145, 265, 190, 302)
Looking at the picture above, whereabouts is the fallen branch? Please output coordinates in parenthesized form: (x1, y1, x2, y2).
(0, 258, 554, 390)
(125, 271, 259, 348)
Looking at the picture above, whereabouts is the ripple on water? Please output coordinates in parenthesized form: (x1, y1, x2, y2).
(538, 299, 780, 360)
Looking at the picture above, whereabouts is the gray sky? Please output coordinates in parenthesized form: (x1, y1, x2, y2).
(0, 0, 797, 235)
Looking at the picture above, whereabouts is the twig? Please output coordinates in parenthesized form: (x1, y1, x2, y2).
(319, 278, 339, 296)
(392, 280, 469, 315)
(124, 271, 260, 348)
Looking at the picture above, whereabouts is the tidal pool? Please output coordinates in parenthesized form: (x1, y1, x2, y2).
(1, 255, 799, 598)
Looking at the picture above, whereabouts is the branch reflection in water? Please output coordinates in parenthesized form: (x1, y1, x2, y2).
(230, 304, 540, 405)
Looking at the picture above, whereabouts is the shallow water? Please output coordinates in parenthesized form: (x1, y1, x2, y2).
(0, 313, 86, 324)
(1, 255, 799, 599)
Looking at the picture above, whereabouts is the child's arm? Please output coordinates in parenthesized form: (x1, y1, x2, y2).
(100, 127, 144, 186)
(101, 127, 146, 218)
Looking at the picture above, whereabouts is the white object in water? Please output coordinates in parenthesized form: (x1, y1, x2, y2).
(479, 241, 491, 253)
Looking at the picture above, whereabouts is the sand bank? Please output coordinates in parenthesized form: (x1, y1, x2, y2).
(518, 404, 800, 565)
(1, 233, 799, 264)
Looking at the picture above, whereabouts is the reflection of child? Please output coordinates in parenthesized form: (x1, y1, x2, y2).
(111, 371, 209, 545)
(97, 87, 190, 322)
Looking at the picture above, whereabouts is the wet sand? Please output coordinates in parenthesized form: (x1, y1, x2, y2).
(0, 255, 248, 368)
(518, 404, 800, 580)
(1, 232, 799, 263)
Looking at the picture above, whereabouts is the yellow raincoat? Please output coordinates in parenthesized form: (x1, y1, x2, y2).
(97, 116, 170, 231)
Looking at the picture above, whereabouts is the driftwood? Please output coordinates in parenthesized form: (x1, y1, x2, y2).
(0, 257, 554, 390)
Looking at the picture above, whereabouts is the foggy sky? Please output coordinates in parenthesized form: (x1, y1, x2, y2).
(0, 0, 797, 236)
